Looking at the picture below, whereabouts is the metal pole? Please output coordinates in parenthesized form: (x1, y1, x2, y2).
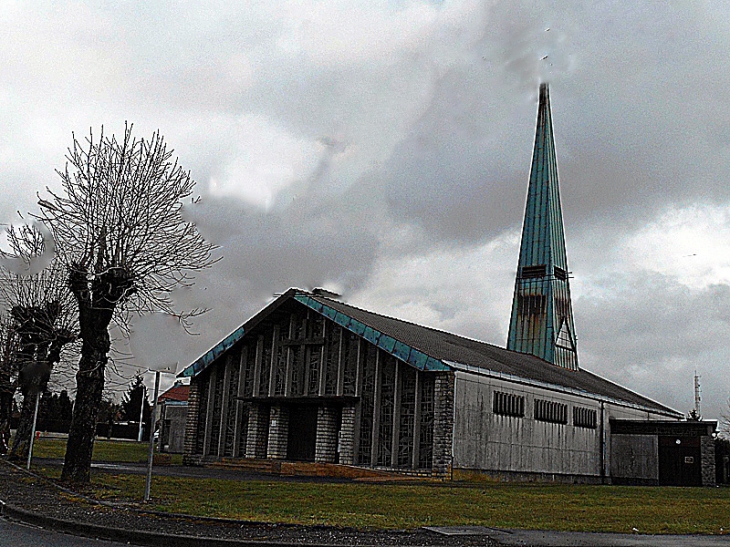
(26, 391, 41, 471)
(144, 370, 161, 502)
(137, 381, 146, 443)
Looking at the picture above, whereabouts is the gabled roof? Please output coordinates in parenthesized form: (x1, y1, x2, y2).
(179, 288, 680, 417)
(179, 288, 448, 379)
(158, 384, 190, 403)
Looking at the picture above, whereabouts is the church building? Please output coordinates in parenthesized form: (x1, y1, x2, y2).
(180, 84, 716, 485)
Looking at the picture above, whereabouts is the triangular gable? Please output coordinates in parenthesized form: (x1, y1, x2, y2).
(179, 289, 450, 379)
(179, 288, 298, 378)
(293, 294, 449, 372)
(555, 319, 575, 351)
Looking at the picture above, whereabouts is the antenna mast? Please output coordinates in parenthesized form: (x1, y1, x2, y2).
(693, 371, 701, 419)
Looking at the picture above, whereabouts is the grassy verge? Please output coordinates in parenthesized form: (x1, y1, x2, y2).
(83, 473, 730, 534)
(31, 438, 182, 465)
(25, 440, 730, 534)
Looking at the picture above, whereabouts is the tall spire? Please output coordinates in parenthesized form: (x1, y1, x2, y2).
(507, 83, 578, 370)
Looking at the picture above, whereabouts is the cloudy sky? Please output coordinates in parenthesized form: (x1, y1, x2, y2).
(1, 1, 729, 420)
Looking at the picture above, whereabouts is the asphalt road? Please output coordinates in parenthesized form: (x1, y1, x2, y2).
(0, 517, 130, 547)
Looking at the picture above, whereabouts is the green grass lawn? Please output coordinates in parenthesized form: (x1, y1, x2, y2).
(27, 439, 730, 534)
(32, 438, 182, 464)
(85, 473, 730, 534)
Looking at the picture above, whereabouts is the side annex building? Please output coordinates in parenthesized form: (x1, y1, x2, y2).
(179, 85, 716, 486)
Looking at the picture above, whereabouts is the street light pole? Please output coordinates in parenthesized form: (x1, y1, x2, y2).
(137, 385, 146, 443)
(26, 391, 41, 471)
(144, 370, 161, 502)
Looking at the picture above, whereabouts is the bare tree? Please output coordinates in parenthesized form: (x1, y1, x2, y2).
(721, 398, 730, 440)
(35, 124, 218, 484)
(0, 312, 19, 455)
(0, 223, 78, 460)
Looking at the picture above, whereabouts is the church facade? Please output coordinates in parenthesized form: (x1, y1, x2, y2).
(180, 85, 715, 485)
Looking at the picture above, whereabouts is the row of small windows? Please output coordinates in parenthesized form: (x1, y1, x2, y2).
(534, 399, 567, 424)
(492, 391, 597, 429)
(493, 391, 525, 417)
(573, 406, 597, 429)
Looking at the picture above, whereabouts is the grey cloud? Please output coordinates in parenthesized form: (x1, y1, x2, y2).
(3, 1, 730, 417)
(576, 274, 730, 419)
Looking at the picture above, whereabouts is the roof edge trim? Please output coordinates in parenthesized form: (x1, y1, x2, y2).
(295, 294, 450, 372)
(179, 325, 246, 378)
(178, 288, 305, 379)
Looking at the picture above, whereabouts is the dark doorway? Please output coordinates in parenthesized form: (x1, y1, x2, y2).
(659, 436, 702, 486)
(287, 404, 318, 461)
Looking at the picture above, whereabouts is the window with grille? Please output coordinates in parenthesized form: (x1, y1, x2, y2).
(534, 399, 567, 424)
(517, 294, 546, 315)
(493, 391, 525, 417)
(573, 406, 597, 429)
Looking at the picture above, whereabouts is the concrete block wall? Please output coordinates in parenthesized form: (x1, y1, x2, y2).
(610, 434, 658, 483)
(267, 404, 289, 459)
(432, 372, 455, 475)
(339, 404, 356, 465)
(701, 436, 717, 486)
(315, 406, 339, 463)
(182, 378, 202, 465)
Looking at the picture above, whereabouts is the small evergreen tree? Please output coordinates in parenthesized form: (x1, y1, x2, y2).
(37, 390, 75, 433)
(121, 374, 151, 426)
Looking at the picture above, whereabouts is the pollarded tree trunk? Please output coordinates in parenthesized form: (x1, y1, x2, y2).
(0, 377, 13, 454)
(8, 389, 36, 461)
(60, 323, 110, 483)
(61, 265, 129, 484)
(9, 323, 74, 461)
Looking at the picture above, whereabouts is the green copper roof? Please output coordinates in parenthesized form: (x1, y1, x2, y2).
(507, 84, 579, 370)
(179, 289, 451, 379)
(294, 294, 449, 371)
(179, 326, 245, 377)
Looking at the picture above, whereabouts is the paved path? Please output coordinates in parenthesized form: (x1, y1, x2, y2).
(483, 528, 730, 546)
(0, 517, 128, 547)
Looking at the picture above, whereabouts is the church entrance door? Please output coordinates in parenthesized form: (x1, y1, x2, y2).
(287, 404, 318, 461)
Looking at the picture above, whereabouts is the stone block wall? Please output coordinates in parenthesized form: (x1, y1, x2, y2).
(701, 436, 717, 486)
(432, 372, 455, 476)
(267, 404, 289, 459)
(315, 406, 339, 463)
(245, 404, 270, 458)
(182, 379, 201, 465)
(339, 404, 356, 465)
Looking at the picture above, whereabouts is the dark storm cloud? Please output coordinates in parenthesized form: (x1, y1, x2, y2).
(371, 3, 730, 247)
(2, 2, 730, 416)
